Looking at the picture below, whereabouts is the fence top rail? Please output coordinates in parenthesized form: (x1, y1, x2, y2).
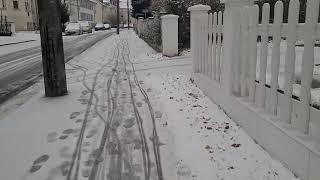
(256, 23, 320, 40)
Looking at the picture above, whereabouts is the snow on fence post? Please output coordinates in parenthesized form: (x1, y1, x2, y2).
(233, 11, 241, 95)
(10, 23, 16, 35)
(208, 13, 213, 78)
(248, 5, 259, 102)
(257, 3, 270, 108)
(137, 17, 144, 36)
(240, 7, 250, 97)
(203, 12, 209, 76)
(267, 1, 283, 116)
(300, 0, 320, 134)
(212, 12, 218, 80)
(281, 0, 299, 124)
(161, 15, 179, 57)
(221, 0, 255, 95)
(216, 11, 223, 82)
(188, 5, 211, 74)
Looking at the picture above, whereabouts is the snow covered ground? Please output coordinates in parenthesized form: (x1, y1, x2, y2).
(0, 30, 299, 180)
(0, 31, 40, 45)
(0, 30, 112, 57)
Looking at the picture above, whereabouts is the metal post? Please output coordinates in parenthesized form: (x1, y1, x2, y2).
(127, 0, 130, 29)
(116, 0, 120, 34)
(37, 0, 68, 97)
(77, 0, 80, 21)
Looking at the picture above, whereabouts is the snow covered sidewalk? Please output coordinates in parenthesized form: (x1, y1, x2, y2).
(0, 30, 298, 180)
(0, 32, 39, 46)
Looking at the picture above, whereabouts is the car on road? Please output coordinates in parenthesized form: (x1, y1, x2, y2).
(79, 21, 93, 33)
(95, 23, 106, 31)
(104, 24, 111, 30)
(65, 23, 82, 35)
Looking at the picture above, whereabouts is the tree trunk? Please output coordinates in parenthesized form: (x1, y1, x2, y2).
(37, 0, 68, 97)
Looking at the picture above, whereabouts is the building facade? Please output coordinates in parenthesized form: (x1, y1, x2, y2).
(67, 0, 96, 23)
(120, 7, 129, 25)
(0, 0, 36, 31)
(102, 0, 116, 24)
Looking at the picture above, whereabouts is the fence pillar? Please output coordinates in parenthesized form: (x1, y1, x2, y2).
(188, 5, 211, 73)
(137, 17, 144, 36)
(161, 15, 179, 57)
(221, 0, 255, 95)
(10, 23, 16, 35)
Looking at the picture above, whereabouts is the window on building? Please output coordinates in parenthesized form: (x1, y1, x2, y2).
(13, 0, 18, 9)
(1, 0, 6, 9)
(25, 1, 28, 12)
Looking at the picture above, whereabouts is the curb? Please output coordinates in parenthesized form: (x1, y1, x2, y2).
(0, 40, 36, 47)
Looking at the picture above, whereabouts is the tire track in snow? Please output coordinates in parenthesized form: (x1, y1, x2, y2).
(66, 39, 118, 180)
(121, 40, 152, 180)
(121, 39, 164, 180)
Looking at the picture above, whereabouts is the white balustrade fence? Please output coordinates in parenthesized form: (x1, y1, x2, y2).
(189, 1, 320, 179)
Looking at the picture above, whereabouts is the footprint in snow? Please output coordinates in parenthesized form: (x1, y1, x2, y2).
(177, 164, 192, 179)
(122, 173, 140, 180)
(82, 168, 91, 178)
(70, 112, 80, 119)
(81, 90, 89, 95)
(33, 154, 50, 165)
(77, 98, 88, 105)
(123, 117, 135, 128)
(86, 129, 98, 138)
(59, 146, 72, 158)
(47, 132, 58, 143)
(62, 129, 74, 135)
(136, 102, 143, 107)
(75, 119, 83, 123)
(84, 159, 94, 167)
(132, 164, 143, 173)
(155, 111, 163, 119)
(29, 154, 50, 173)
(59, 134, 69, 140)
(60, 161, 70, 176)
(121, 93, 127, 98)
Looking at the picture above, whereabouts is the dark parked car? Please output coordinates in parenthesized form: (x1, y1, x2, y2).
(95, 23, 106, 31)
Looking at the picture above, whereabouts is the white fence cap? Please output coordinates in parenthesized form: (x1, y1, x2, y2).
(188, 4, 211, 11)
(161, 14, 179, 20)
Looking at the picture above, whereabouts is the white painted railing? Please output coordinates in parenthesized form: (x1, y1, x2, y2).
(240, 0, 320, 135)
(190, 0, 320, 136)
(190, 1, 320, 179)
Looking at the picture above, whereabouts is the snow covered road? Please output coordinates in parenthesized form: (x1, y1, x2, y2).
(0, 31, 115, 103)
(0, 30, 299, 180)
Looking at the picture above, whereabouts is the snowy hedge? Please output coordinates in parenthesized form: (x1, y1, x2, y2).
(152, 0, 224, 49)
(136, 18, 162, 52)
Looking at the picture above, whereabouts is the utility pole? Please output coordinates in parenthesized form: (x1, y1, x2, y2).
(77, 0, 80, 21)
(37, 0, 68, 97)
(127, 0, 130, 29)
(116, 0, 120, 34)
